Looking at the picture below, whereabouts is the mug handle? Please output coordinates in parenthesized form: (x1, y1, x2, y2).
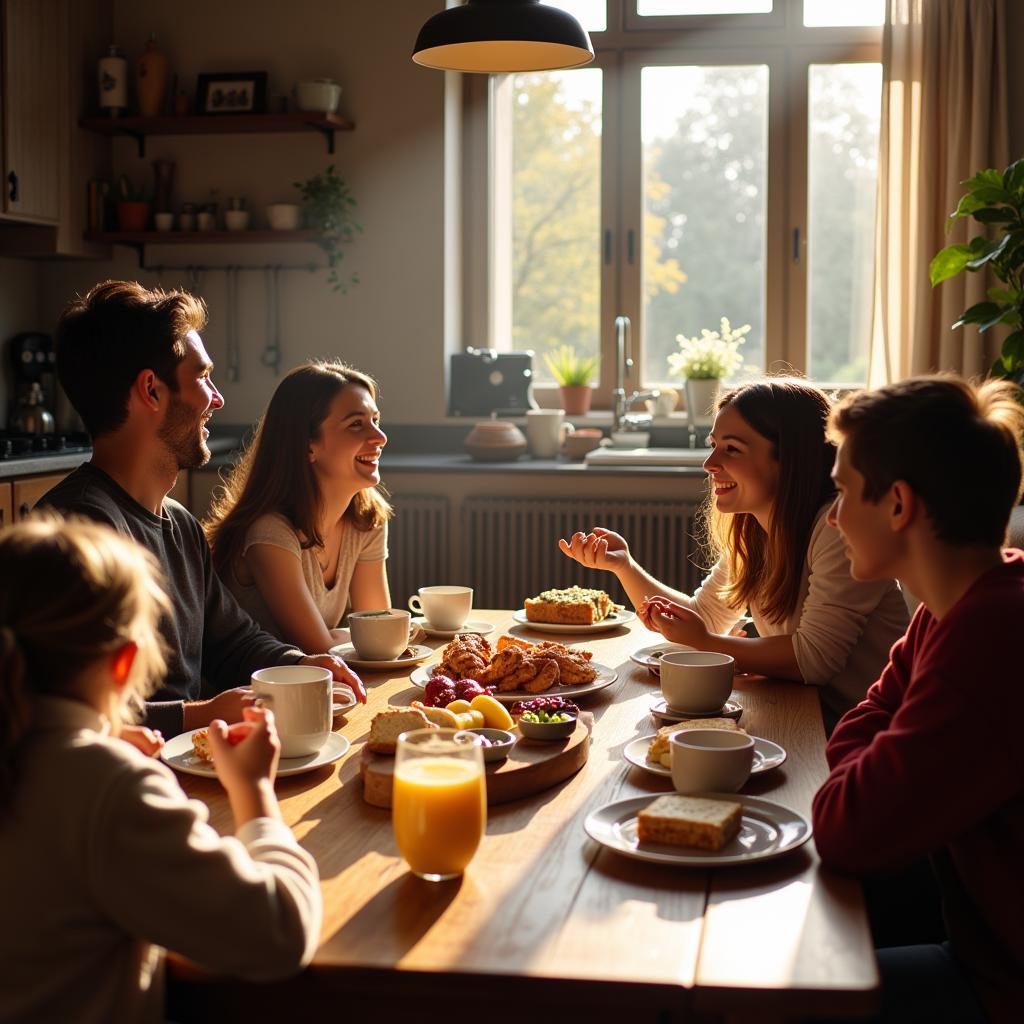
(408, 595, 423, 615)
(560, 422, 576, 446)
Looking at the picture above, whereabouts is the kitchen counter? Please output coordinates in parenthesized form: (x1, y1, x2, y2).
(0, 451, 92, 479)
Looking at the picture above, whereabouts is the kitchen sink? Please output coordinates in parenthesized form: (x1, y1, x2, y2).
(584, 447, 712, 467)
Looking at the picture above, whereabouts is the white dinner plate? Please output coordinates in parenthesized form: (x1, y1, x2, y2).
(584, 793, 811, 867)
(623, 735, 787, 779)
(161, 729, 351, 780)
(408, 661, 619, 704)
(411, 617, 496, 639)
(629, 642, 695, 673)
(328, 642, 434, 671)
(511, 608, 636, 634)
(649, 694, 744, 724)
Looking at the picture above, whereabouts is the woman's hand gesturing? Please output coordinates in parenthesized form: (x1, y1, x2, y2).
(557, 527, 631, 575)
(639, 595, 711, 648)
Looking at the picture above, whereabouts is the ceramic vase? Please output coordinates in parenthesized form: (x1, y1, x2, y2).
(136, 34, 168, 116)
(684, 377, 720, 427)
(559, 385, 592, 416)
(98, 45, 127, 116)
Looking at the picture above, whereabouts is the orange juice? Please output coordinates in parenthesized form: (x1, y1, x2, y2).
(392, 756, 486, 877)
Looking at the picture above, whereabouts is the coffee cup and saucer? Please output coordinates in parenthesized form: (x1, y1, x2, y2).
(407, 586, 495, 639)
(649, 651, 742, 724)
(330, 608, 433, 670)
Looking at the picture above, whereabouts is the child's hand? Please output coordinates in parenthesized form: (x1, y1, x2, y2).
(120, 724, 164, 758)
(208, 707, 280, 791)
(557, 527, 630, 574)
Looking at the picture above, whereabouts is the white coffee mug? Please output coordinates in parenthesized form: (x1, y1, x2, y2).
(250, 665, 332, 758)
(659, 651, 735, 713)
(408, 586, 473, 631)
(348, 608, 413, 661)
(526, 409, 575, 459)
(670, 728, 754, 794)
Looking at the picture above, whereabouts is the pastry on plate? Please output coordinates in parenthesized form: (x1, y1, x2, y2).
(646, 718, 745, 767)
(524, 586, 616, 625)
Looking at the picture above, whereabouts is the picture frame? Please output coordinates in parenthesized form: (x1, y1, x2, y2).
(196, 71, 268, 115)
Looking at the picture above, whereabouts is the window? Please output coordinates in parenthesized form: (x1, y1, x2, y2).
(472, 0, 883, 396)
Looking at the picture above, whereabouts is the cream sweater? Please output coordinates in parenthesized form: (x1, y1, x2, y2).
(0, 698, 322, 1024)
(682, 507, 910, 722)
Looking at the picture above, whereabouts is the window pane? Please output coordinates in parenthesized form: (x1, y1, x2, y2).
(642, 65, 768, 384)
(806, 63, 881, 385)
(638, 1, 772, 15)
(803, 1, 884, 27)
(542, 1, 606, 33)
(511, 69, 603, 382)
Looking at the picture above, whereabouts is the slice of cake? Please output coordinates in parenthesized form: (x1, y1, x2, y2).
(524, 586, 615, 625)
(636, 794, 742, 851)
(646, 718, 744, 767)
(367, 706, 434, 755)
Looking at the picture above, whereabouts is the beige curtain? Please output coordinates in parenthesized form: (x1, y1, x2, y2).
(868, 0, 1009, 386)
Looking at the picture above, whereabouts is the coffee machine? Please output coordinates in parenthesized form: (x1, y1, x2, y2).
(8, 332, 56, 434)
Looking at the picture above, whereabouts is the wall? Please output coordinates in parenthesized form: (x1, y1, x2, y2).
(0, 257, 43, 426)
(35, 0, 450, 425)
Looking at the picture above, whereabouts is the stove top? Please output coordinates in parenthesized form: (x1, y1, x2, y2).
(0, 431, 92, 461)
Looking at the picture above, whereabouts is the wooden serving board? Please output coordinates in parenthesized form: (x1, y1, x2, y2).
(360, 713, 593, 808)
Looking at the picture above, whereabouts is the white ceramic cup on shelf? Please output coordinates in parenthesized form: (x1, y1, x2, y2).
(408, 586, 473, 631)
(348, 609, 414, 661)
(250, 665, 333, 758)
(670, 728, 754, 794)
(224, 209, 250, 231)
(659, 651, 735, 714)
(526, 409, 574, 459)
(266, 203, 301, 230)
(153, 211, 174, 231)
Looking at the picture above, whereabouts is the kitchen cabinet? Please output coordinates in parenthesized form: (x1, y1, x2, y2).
(12, 471, 70, 520)
(0, 481, 12, 528)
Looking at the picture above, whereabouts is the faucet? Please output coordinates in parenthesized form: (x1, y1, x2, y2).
(612, 314, 660, 434)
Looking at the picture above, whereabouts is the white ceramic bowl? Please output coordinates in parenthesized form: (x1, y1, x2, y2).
(266, 203, 301, 231)
(294, 79, 342, 113)
(224, 210, 250, 231)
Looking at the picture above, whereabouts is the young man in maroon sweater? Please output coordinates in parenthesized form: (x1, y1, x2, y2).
(812, 375, 1024, 1024)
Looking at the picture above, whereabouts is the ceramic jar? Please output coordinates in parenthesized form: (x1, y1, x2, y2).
(464, 420, 528, 462)
(136, 34, 168, 117)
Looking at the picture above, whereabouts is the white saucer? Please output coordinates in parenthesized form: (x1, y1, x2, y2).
(584, 793, 811, 867)
(332, 685, 357, 715)
(649, 694, 743, 723)
(623, 735, 787, 779)
(511, 608, 636, 634)
(162, 729, 350, 779)
(411, 617, 496, 639)
(328, 643, 434, 670)
(630, 642, 696, 675)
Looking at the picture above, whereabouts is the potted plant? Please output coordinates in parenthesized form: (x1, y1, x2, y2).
(543, 345, 598, 415)
(115, 174, 151, 232)
(294, 165, 361, 292)
(667, 317, 750, 426)
(929, 159, 1024, 382)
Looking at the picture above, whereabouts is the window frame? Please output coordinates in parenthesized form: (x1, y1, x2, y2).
(462, 0, 883, 405)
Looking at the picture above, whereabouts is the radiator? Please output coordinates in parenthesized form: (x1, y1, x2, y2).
(462, 497, 703, 609)
(387, 495, 450, 610)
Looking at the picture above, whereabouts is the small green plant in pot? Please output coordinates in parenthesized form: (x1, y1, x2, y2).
(294, 165, 361, 292)
(930, 159, 1024, 382)
(543, 345, 598, 415)
(667, 317, 750, 426)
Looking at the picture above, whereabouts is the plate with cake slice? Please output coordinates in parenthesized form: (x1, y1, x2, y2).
(623, 731, 787, 779)
(584, 793, 811, 867)
(161, 728, 350, 779)
(511, 586, 635, 634)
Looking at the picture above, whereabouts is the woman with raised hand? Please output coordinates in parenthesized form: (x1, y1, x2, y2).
(0, 517, 321, 1024)
(206, 360, 393, 652)
(559, 378, 909, 725)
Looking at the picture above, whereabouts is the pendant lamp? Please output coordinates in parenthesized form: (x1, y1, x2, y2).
(412, 0, 595, 74)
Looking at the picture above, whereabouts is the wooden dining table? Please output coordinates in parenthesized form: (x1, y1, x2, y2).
(169, 611, 878, 1023)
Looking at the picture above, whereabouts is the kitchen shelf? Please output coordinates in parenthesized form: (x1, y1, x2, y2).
(83, 230, 321, 268)
(79, 111, 354, 157)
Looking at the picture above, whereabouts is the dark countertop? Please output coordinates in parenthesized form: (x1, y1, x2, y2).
(0, 451, 92, 479)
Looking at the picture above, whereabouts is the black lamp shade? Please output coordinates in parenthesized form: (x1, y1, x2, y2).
(413, 1, 595, 74)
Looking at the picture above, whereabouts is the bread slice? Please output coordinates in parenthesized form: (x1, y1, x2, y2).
(524, 586, 615, 625)
(647, 718, 744, 767)
(411, 701, 460, 728)
(367, 706, 434, 755)
(636, 794, 742, 851)
(191, 729, 212, 761)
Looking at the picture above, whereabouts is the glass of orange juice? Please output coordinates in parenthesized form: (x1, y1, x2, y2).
(393, 728, 486, 881)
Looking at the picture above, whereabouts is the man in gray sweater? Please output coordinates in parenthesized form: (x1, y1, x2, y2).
(42, 280, 365, 737)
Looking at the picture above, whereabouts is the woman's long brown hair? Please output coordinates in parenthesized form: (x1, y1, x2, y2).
(703, 377, 836, 623)
(205, 360, 393, 579)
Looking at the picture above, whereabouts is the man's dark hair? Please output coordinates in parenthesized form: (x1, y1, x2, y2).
(55, 280, 208, 437)
(829, 375, 1024, 547)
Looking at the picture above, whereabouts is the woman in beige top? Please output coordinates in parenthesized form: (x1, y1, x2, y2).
(559, 378, 909, 725)
(0, 518, 320, 1024)
(206, 361, 393, 652)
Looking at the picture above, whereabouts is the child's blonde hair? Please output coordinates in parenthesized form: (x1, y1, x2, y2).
(0, 516, 170, 811)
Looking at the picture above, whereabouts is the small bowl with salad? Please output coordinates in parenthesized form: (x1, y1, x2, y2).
(512, 696, 579, 740)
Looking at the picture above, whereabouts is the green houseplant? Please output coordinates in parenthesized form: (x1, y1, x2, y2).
(929, 159, 1024, 381)
(294, 165, 361, 292)
(543, 344, 598, 415)
(667, 317, 750, 426)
